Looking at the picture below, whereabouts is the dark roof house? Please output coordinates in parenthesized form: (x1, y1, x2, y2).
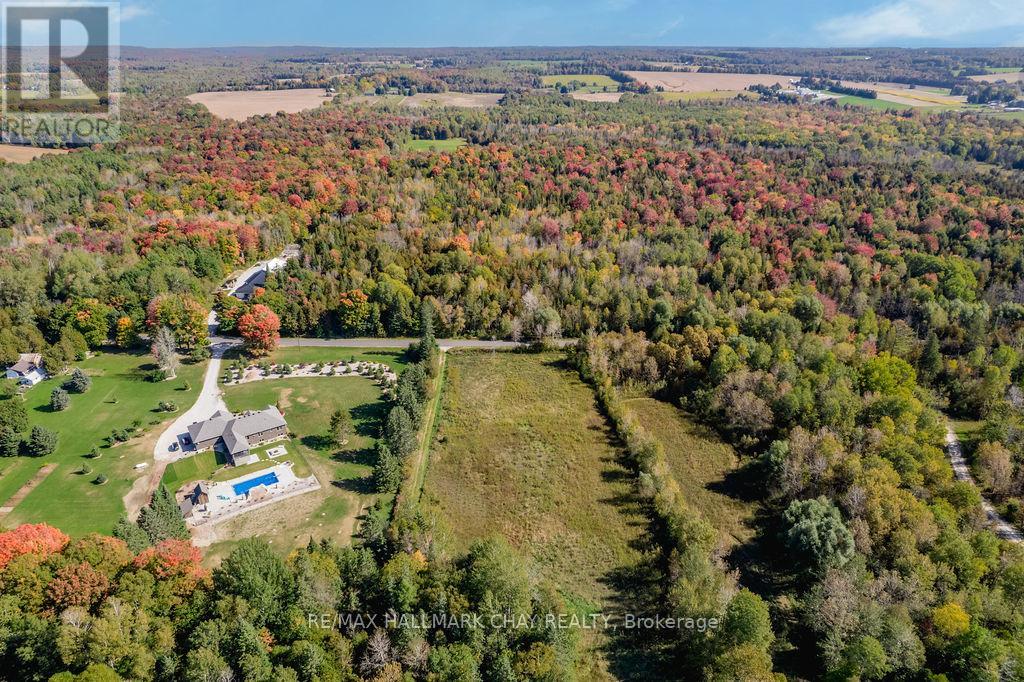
(187, 406, 287, 466)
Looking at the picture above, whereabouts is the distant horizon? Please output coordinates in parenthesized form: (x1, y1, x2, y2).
(100, 0, 1024, 50)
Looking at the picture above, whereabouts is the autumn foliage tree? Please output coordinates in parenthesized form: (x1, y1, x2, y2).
(237, 304, 281, 357)
(0, 523, 69, 570)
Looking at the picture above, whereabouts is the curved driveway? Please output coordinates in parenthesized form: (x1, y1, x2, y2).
(945, 424, 1022, 543)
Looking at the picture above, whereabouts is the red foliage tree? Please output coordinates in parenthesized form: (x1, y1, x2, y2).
(47, 561, 110, 610)
(237, 303, 281, 357)
(133, 539, 207, 582)
(0, 524, 69, 571)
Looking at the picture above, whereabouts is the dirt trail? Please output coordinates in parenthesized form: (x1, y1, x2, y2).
(946, 424, 1023, 543)
(0, 463, 57, 514)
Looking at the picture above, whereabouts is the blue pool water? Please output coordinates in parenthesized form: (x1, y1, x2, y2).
(232, 471, 279, 496)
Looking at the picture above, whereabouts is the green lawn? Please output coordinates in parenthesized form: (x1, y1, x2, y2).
(658, 90, 755, 101)
(162, 440, 309, 494)
(2, 350, 206, 536)
(259, 347, 409, 374)
(404, 138, 467, 152)
(542, 74, 619, 92)
(835, 94, 915, 110)
(625, 398, 756, 547)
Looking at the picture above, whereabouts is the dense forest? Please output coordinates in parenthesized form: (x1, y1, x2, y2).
(0, 48, 1024, 680)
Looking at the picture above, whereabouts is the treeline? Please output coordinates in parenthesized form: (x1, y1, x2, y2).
(798, 76, 877, 98)
(573, 338, 781, 680)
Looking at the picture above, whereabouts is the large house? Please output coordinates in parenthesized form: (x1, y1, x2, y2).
(187, 405, 287, 466)
(5, 353, 46, 386)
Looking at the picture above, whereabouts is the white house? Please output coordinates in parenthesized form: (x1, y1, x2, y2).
(5, 353, 46, 386)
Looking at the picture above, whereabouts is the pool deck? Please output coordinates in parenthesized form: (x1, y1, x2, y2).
(185, 462, 320, 527)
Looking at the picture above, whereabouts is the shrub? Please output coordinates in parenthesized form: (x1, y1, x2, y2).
(148, 369, 167, 383)
(93, 474, 108, 485)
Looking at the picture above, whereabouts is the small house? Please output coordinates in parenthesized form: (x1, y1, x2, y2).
(5, 353, 46, 386)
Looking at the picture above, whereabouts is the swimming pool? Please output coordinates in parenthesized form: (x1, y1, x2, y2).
(232, 471, 279, 497)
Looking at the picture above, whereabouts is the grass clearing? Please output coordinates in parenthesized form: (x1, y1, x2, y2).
(836, 95, 915, 110)
(421, 351, 644, 605)
(3, 351, 206, 536)
(542, 74, 619, 90)
(261, 347, 409, 373)
(625, 398, 755, 548)
(0, 144, 68, 164)
(404, 138, 467, 152)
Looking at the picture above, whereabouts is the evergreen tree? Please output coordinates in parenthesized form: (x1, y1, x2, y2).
(26, 425, 57, 456)
(50, 387, 70, 411)
(138, 485, 189, 543)
(64, 368, 92, 393)
(384, 406, 417, 460)
(112, 515, 151, 553)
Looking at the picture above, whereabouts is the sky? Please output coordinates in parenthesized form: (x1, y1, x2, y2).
(109, 0, 1024, 48)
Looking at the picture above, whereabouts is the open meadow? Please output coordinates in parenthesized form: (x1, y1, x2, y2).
(0, 351, 206, 536)
(187, 88, 330, 120)
(625, 70, 791, 91)
(969, 71, 1024, 83)
(624, 398, 755, 549)
(421, 352, 645, 607)
(0, 144, 69, 164)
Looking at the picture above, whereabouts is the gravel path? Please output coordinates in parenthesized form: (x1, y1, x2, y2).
(945, 424, 1023, 543)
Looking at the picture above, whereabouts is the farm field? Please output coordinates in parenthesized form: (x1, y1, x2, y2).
(970, 71, 1024, 82)
(624, 398, 755, 548)
(541, 73, 620, 92)
(405, 92, 502, 108)
(658, 89, 755, 101)
(841, 81, 967, 107)
(421, 352, 644, 606)
(195, 374, 391, 560)
(835, 94, 915, 110)
(404, 137, 467, 152)
(187, 88, 330, 120)
(571, 91, 623, 102)
(1, 351, 206, 536)
(0, 144, 69, 164)
(625, 70, 791, 91)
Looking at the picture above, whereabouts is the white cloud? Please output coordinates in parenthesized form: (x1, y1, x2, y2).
(119, 4, 152, 23)
(819, 0, 1024, 44)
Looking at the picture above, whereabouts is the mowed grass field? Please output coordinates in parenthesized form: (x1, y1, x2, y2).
(836, 95, 915, 110)
(421, 352, 645, 606)
(404, 138, 467, 152)
(196, 374, 391, 560)
(658, 90, 756, 102)
(262, 347, 409, 373)
(0, 144, 69, 164)
(624, 398, 755, 548)
(540, 73, 618, 90)
(1, 351, 206, 535)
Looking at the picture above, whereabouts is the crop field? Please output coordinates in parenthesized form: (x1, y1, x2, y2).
(1, 351, 206, 536)
(841, 81, 967, 107)
(969, 71, 1024, 83)
(195, 374, 390, 559)
(625, 398, 755, 548)
(625, 70, 791, 91)
(657, 90, 756, 101)
(0, 144, 69, 164)
(421, 352, 644, 606)
(403, 92, 503, 108)
(570, 91, 624, 102)
(187, 88, 330, 120)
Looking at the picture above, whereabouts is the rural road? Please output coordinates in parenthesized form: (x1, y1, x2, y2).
(945, 424, 1023, 543)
